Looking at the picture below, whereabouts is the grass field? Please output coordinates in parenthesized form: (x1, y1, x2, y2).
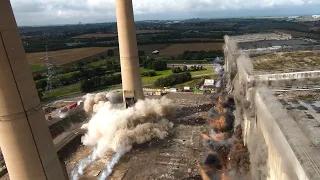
(30, 65, 45, 72)
(166, 60, 208, 64)
(160, 43, 223, 56)
(141, 68, 172, 84)
(27, 47, 116, 66)
(87, 56, 119, 67)
(173, 74, 217, 89)
(141, 68, 213, 84)
(190, 68, 213, 76)
(43, 83, 81, 99)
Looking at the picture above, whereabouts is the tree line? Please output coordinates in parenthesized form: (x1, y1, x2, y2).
(153, 72, 192, 87)
(171, 65, 204, 73)
(167, 50, 224, 61)
(80, 74, 122, 93)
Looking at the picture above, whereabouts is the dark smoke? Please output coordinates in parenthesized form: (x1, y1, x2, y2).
(203, 152, 223, 170)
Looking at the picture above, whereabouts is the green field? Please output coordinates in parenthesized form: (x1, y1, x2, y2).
(141, 67, 213, 85)
(173, 74, 217, 89)
(30, 65, 45, 72)
(190, 68, 213, 76)
(86, 56, 119, 67)
(43, 83, 81, 99)
(165, 60, 207, 64)
(42, 83, 121, 99)
(141, 68, 173, 84)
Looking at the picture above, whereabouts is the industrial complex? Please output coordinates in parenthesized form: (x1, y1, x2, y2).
(0, 0, 320, 180)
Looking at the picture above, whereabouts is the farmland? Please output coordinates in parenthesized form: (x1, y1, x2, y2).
(276, 29, 320, 39)
(136, 29, 172, 34)
(72, 30, 172, 38)
(137, 44, 170, 54)
(159, 43, 224, 56)
(72, 33, 118, 38)
(27, 47, 116, 66)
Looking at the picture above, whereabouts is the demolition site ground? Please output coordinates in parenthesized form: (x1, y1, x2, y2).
(65, 93, 214, 180)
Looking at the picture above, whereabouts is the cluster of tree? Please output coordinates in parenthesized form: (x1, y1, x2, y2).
(189, 65, 204, 71)
(171, 65, 204, 73)
(80, 74, 122, 92)
(141, 58, 167, 71)
(35, 64, 120, 90)
(171, 67, 184, 73)
(153, 72, 192, 87)
(168, 50, 224, 61)
(141, 70, 157, 77)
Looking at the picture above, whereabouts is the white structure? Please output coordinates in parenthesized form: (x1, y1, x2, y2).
(203, 79, 215, 88)
(151, 50, 159, 54)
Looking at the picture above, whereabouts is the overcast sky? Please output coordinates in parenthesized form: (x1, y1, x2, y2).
(10, 0, 320, 26)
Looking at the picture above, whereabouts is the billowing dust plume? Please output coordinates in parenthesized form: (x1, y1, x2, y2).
(81, 95, 176, 157)
(83, 92, 123, 114)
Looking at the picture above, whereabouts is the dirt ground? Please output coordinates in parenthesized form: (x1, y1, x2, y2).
(65, 93, 213, 180)
(160, 43, 224, 56)
(27, 47, 116, 65)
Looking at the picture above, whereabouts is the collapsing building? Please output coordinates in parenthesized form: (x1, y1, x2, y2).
(224, 34, 320, 180)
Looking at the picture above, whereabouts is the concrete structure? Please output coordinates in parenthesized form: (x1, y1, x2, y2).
(0, 1, 67, 180)
(224, 34, 320, 179)
(115, 0, 144, 105)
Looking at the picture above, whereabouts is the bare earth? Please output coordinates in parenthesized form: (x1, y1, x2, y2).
(27, 47, 116, 66)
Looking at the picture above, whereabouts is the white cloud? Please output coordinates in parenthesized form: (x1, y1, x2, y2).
(8, 0, 320, 26)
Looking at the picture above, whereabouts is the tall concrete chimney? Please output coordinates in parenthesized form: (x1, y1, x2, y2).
(0, 1, 67, 180)
(115, 0, 144, 106)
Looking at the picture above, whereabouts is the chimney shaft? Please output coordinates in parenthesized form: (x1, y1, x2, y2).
(115, 0, 144, 106)
(0, 1, 67, 179)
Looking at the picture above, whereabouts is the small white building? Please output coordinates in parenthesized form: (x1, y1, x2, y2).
(151, 50, 159, 55)
(203, 79, 215, 88)
(183, 87, 191, 92)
